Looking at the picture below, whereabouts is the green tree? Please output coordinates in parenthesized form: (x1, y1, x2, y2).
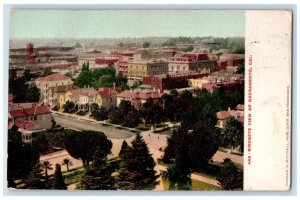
(74, 42, 82, 48)
(183, 45, 194, 52)
(42, 160, 53, 179)
(236, 62, 245, 75)
(90, 103, 100, 115)
(25, 163, 49, 189)
(79, 150, 116, 190)
(143, 41, 150, 48)
(64, 130, 112, 168)
(163, 141, 192, 190)
(140, 98, 163, 130)
(42, 69, 56, 77)
(93, 107, 109, 121)
(119, 140, 130, 158)
(53, 164, 67, 189)
(93, 75, 114, 88)
(117, 133, 159, 190)
(7, 141, 40, 187)
(63, 101, 75, 113)
(8, 125, 22, 142)
(217, 158, 243, 190)
(9, 77, 28, 103)
(25, 86, 40, 102)
(74, 62, 93, 88)
(62, 158, 73, 172)
(222, 117, 244, 152)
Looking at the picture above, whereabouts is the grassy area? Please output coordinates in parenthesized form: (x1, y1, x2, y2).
(63, 170, 84, 186)
(193, 172, 217, 180)
(161, 177, 221, 191)
(157, 159, 218, 180)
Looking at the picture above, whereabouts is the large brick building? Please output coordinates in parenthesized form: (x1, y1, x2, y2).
(127, 59, 168, 79)
(142, 73, 209, 92)
(168, 53, 217, 73)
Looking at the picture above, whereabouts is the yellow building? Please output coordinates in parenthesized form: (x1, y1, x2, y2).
(128, 60, 168, 78)
(58, 88, 102, 109)
(188, 78, 210, 89)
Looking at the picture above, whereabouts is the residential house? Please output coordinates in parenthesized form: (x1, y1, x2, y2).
(116, 88, 163, 109)
(216, 104, 244, 129)
(9, 103, 52, 144)
(35, 73, 73, 107)
(98, 87, 121, 108)
(59, 88, 101, 111)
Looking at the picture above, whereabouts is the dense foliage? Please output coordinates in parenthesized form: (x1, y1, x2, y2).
(79, 150, 116, 190)
(217, 158, 243, 190)
(64, 130, 112, 168)
(74, 63, 129, 90)
(117, 133, 159, 190)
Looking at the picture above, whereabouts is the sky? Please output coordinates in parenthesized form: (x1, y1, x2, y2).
(10, 10, 245, 39)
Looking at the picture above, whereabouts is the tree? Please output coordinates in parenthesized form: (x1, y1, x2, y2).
(8, 125, 22, 142)
(222, 117, 244, 152)
(183, 45, 194, 52)
(117, 133, 159, 190)
(42, 69, 55, 77)
(32, 133, 51, 154)
(93, 107, 109, 121)
(64, 130, 112, 168)
(42, 160, 53, 179)
(25, 86, 40, 102)
(140, 98, 163, 130)
(163, 122, 220, 171)
(9, 77, 28, 103)
(74, 42, 82, 48)
(7, 141, 40, 187)
(74, 63, 93, 88)
(63, 101, 75, 113)
(119, 140, 130, 158)
(53, 164, 67, 190)
(79, 150, 116, 190)
(62, 158, 73, 172)
(236, 62, 245, 75)
(217, 158, 243, 190)
(25, 163, 49, 189)
(90, 103, 100, 115)
(163, 141, 192, 190)
(93, 75, 114, 88)
(143, 41, 150, 48)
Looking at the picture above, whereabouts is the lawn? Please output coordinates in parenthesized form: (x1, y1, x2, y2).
(161, 177, 221, 191)
(63, 170, 85, 185)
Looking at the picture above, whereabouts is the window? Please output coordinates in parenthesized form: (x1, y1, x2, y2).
(34, 116, 37, 120)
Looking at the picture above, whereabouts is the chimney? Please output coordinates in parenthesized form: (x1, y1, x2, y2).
(228, 107, 231, 111)
(113, 83, 116, 90)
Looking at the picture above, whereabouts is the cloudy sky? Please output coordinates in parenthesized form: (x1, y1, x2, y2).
(10, 10, 245, 38)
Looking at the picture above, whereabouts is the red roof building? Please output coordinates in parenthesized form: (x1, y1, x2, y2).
(36, 73, 70, 82)
(117, 90, 163, 109)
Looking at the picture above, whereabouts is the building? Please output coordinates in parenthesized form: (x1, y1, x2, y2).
(36, 73, 73, 107)
(216, 104, 244, 129)
(59, 87, 102, 111)
(114, 60, 129, 76)
(9, 103, 52, 143)
(202, 78, 244, 93)
(168, 53, 216, 73)
(98, 87, 121, 108)
(127, 59, 168, 79)
(116, 89, 163, 109)
(143, 72, 209, 92)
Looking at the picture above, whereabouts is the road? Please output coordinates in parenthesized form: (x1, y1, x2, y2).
(52, 113, 133, 139)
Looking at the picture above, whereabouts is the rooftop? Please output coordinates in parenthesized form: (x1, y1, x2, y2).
(36, 73, 71, 82)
